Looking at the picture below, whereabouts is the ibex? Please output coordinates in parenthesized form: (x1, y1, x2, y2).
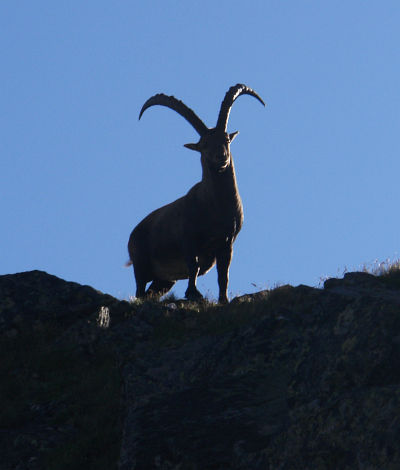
(127, 84, 265, 303)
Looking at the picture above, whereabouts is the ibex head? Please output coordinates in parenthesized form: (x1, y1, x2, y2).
(139, 84, 265, 173)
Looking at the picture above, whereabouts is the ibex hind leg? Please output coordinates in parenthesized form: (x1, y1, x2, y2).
(134, 275, 147, 298)
(132, 264, 148, 298)
(185, 256, 204, 301)
(146, 280, 176, 298)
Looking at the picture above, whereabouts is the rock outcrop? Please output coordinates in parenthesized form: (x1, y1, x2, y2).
(1, 269, 400, 469)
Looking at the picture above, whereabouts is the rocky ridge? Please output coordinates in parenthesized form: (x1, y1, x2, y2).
(1, 269, 400, 469)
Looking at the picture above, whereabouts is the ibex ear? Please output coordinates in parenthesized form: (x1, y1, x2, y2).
(229, 131, 239, 143)
(184, 143, 201, 152)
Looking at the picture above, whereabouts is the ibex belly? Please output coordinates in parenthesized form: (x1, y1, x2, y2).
(152, 246, 217, 281)
(153, 257, 188, 281)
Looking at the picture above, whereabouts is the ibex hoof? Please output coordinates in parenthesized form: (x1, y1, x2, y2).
(185, 287, 204, 301)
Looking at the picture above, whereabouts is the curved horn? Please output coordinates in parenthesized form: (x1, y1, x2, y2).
(216, 84, 265, 132)
(139, 93, 208, 136)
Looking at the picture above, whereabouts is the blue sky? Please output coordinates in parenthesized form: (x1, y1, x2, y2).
(1, 1, 399, 299)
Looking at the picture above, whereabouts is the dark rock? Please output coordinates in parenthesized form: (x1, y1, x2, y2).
(324, 271, 380, 289)
(1, 269, 400, 469)
(0, 270, 117, 331)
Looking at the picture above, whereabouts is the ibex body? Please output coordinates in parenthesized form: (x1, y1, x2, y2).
(128, 84, 264, 303)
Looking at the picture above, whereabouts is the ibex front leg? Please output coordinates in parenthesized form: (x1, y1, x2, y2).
(216, 244, 233, 304)
(185, 255, 204, 301)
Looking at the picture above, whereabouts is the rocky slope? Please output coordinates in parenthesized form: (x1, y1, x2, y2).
(1, 269, 400, 469)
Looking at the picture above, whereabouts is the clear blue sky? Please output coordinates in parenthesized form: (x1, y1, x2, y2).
(1, 1, 399, 300)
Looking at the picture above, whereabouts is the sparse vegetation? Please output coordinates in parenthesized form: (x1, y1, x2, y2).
(374, 258, 400, 289)
(362, 257, 400, 276)
(320, 257, 400, 288)
(137, 287, 297, 346)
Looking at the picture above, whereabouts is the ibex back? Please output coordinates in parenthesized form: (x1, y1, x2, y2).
(128, 84, 265, 303)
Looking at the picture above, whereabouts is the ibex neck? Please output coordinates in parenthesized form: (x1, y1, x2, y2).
(201, 159, 241, 202)
(198, 157, 244, 236)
